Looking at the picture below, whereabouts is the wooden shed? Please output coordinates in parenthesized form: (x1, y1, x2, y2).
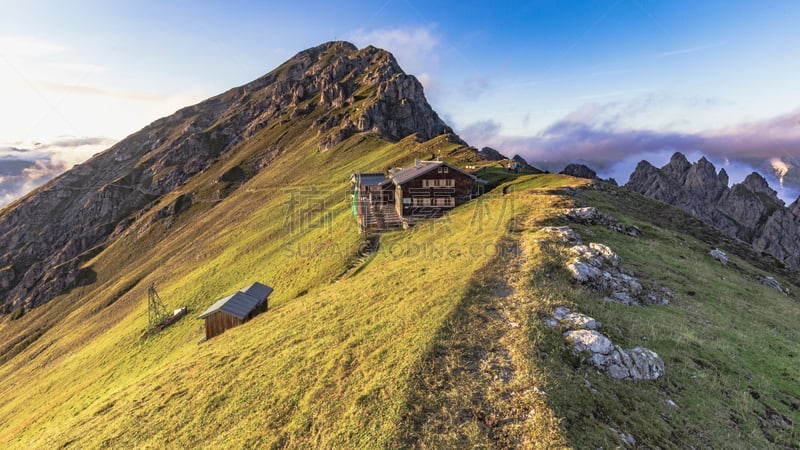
(197, 282, 273, 340)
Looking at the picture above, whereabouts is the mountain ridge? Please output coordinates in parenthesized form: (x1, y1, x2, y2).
(626, 152, 800, 270)
(0, 40, 460, 312)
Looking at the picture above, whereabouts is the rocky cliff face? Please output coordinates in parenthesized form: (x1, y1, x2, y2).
(626, 152, 800, 269)
(0, 41, 457, 312)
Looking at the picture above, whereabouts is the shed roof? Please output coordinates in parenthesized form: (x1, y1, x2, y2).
(240, 282, 273, 300)
(198, 282, 273, 320)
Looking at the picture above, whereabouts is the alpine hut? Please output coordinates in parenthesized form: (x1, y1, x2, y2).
(351, 160, 486, 231)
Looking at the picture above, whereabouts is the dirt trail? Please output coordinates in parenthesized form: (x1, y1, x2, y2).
(400, 223, 567, 448)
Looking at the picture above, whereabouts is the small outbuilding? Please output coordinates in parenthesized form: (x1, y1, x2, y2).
(197, 282, 273, 340)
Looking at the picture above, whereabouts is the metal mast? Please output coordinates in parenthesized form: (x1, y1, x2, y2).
(147, 283, 168, 329)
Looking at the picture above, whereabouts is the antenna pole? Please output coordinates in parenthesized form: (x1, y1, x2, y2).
(147, 283, 168, 329)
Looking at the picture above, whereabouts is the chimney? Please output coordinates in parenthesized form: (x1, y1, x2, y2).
(415, 158, 420, 166)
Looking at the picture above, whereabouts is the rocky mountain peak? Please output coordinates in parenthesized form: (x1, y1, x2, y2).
(686, 156, 726, 200)
(633, 160, 657, 173)
(790, 197, 800, 215)
(295, 42, 454, 149)
(694, 157, 717, 178)
(512, 155, 541, 172)
(741, 172, 781, 202)
(718, 168, 729, 186)
(626, 160, 681, 203)
(662, 152, 691, 180)
(560, 163, 598, 180)
(478, 147, 507, 161)
(0, 41, 458, 312)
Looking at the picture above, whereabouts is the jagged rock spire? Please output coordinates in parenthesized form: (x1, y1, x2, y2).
(626, 152, 800, 269)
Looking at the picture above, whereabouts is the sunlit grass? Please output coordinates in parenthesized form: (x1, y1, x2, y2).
(0, 146, 797, 449)
(0, 126, 539, 448)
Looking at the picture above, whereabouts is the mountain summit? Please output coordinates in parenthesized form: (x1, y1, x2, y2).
(0, 41, 458, 312)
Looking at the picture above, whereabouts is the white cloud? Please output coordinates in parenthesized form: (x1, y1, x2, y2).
(46, 62, 110, 73)
(658, 42, 724, 58)
(0, 33, 211, 145)
(346, 25, 440, 81)
(0, 35, 64, 57)
(0, 135, 117, 206)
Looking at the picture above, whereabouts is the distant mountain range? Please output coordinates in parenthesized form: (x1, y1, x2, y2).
(625, 153, 800, 270)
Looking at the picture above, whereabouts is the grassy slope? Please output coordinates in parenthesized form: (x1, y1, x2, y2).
(0, 117, 523, 448)
(0, 137, 798, 448)
(399, 179, 798, 449)
(559, 185, 800, 448)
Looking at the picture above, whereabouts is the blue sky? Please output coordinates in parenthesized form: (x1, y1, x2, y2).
(1, 0, 800, 203)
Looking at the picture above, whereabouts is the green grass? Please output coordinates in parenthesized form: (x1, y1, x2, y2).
(0, 122, 523, 447)
(524, 183, 800, 448)
(0, 135, 798, 449)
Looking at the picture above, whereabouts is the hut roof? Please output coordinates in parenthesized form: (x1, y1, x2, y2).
(390, 161, 485, 185)
(352, 173, 388, 186)
(198, 282, 273, 320)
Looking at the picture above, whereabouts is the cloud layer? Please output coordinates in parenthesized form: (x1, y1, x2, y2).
(457, 106, 800, 202)
(0, 136, 115, 207)
(460, 106, 800, 162)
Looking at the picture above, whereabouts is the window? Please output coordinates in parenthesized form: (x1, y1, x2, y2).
(412, 197, 432, 207)
(433, 197, 455, 207)
(422, 179, 455, 188)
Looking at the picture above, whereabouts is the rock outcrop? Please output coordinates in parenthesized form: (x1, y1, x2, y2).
(0, 266, 13, 289)
(626, 152, 800, 269)
(0, 41, 459, 312)
(560, 163, 598, 180)
(710, 248, 728, 265)
(761, 276, 789, 296)
(541, 226, 583, 244)
(544, 306, 665, 380)
(566, 241, 670, 306)
(543, 224, 670, 306)
(478, 147, 507, 161)
(565, 330, 664, 380)
(546, 306, 601, 330)
(563, 206, 642, 237)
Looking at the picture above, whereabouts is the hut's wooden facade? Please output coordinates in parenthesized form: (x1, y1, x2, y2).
(390, 161, 481, 218)
(197, 282, 273, 340)
(351, 160, 485, 230)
